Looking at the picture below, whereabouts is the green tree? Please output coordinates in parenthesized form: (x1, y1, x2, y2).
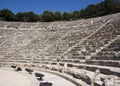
(54, 11, 62, 21)
(0, 9, 15, 21)
(16, 12, 39, 22)
(84, 4, 99, 18)
(63, 12, 71, 21)
(15, 12, 25, 21)
(104, 0, 120, 14)
(96, 1, 106, 16)
(26, 12, 39, 22)
(79, 9, 86, 18)
(42, 10, 54, 22)
(39, 15, 43, 21)
(71, 11, 80, 20)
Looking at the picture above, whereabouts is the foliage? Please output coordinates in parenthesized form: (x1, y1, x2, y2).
(71, 11, 81, 20)
(0, 9, 15, 21)
(63, 12, 71, 21)
(54, 11, 62, 21)
(41, 10, 54, 22)
(0, 0, 120, 22)
(15, 12, 39, 22)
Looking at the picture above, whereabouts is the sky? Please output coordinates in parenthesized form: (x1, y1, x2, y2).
(0, 0, 103, 14)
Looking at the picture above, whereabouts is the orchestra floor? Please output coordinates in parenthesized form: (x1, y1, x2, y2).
(0, 68, 76, 86)
(0, 69, 31, 86)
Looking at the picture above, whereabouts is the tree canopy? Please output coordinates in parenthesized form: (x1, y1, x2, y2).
(0, 9, 15, 21)
(0, 0, 120, 22)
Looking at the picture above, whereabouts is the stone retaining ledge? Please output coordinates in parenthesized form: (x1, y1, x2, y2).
(32, 68, 90, 86)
